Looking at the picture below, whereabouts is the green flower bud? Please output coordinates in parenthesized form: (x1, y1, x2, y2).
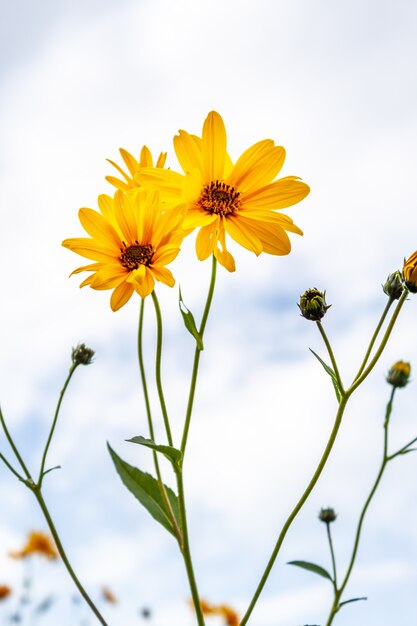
(71, 343, 95, 366)
(382, 271, 405, 300)
(298, 289, 331, 321)
(318, 507, 337, 524)
(386, 361, 411, 388)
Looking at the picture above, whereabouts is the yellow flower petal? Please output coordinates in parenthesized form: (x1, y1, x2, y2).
(114, 190, 138, 243)
(174, 131, 202, 173)
(139, 146, 153, 168)
(78, 208, 121, 251)
(90, 266, 128, 290)
(110, 282, 134, 311)
(224, 215, 263, 255)
(62, 238, 117, 263)
(237, 215, 292, 255)
(202, 111, 227, 182)
(228, 142, 286, 193)
(149, 265, 175, 287)
(243, 177, 310, 210)
(196, 220, 219, 260)
(104, 176, 132, 192)
(152, 244, 181, 266)
(213, 221, 236, 272)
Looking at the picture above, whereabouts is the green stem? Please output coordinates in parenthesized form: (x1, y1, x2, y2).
(241, 292, 408, 626)
(151, 291, 173, 447)
(0, 405, 31, 480)
(176, 470, 206, 626)
(240, 394, 348, 626)
(181, 255, 217, 455)
(326, 522, 338, 592)
(137, 299, 183, 545)
(33, 489, 109, 626)
(38, 364, 77, 486)
(0, 452, 25, 482)
(316, 321, 344, 393)
(324, 388, 395, 626)
(348, 290, 408, 395)
(354, 297, 394, 381)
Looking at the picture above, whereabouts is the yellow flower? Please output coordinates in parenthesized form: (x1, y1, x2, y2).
(136, 111, 310, 271)
(403, 250, 417, 293)
(62, 189, 185, 310)
(106, 146, 167, 192)
(386, 360, 411, 388)
(9, 531, 59, 560)
(0, 585, 12, 600)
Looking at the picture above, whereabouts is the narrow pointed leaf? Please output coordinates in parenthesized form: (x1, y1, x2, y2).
(338, 597, 367, 608)
(179, 287, 204, 350)
(400, 447, 417, 455)
(127, 436, 182, 470)
(108, 444, 180, 536)
(310, 348, 342, 402)
(287, 560, 333, 581)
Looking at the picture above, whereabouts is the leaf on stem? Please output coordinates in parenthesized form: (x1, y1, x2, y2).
(127, 436, 183, 470)
(42, 466, 62, 478)
(287, 560, 333, 581)
(399, 447, 417, 455)
(309, 349, 342, 402)
(338, 597, 367, 608)
(179, 288, 204, 350)
(108, 444, 180, 536)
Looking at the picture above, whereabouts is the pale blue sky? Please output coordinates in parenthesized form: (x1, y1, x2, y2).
(1, 1, 417, 625)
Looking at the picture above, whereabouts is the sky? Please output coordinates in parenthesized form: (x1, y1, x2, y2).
(1, 0, 417, 625)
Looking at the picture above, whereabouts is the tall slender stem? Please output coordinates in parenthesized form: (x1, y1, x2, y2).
(34, 489, 108, 626)
(348, 290, 408, 395)
(354, 297, 394, 381)
(241, 291, 408, 626)
(176, 470, 206, 626)
(326, 522, 338, 592)
(0, 452, 24, 482)
(0, 406, 31, 480)
(240, 395, 348, 626)
(316, 322, 344, 393)
(137, 299, 183, 545)
(324, 388, 395, 626)
(151, 291, 173, 447)
(181, 255, 217, 455)
(38, 365, 77, 485)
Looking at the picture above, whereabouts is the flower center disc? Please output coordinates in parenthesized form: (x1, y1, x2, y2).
(120, 243, 154, 270)
(198, 181, 241, 216)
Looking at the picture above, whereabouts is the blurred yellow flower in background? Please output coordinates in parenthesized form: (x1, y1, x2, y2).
(106, 146, 167, 192)
(63, 189, 185, 310)
(102, 586, 118, 604)
(9, 531, 58, 560)
(136, 110, 310, 271)
(199, 598, 239, 626)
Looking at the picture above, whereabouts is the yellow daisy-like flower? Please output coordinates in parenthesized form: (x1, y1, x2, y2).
(106, 145, 167, 192)
(9, 531, 59, 560)
(136, 111, 310, 271)
(403, 250, 417, 293)
(62, 189, 185, 311)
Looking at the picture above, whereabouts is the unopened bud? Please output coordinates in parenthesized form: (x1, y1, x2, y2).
(318, 507, 337, 523)
(298, 289, 331, 321)
(71, 343, 95, 366)
(403, 251, 417, 293)
(383, 271, 405, 300)
(386, 361, 411, 388)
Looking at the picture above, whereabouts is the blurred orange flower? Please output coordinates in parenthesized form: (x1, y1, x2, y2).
(9, 531, 59, 560)
(0, 585, 12, 600)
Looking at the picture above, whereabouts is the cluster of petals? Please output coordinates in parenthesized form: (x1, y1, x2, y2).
(403, 250, 417, 291)
(62, 189, 185, 310)
(135, 111, 310, 271)
(63, 111, 310, 309)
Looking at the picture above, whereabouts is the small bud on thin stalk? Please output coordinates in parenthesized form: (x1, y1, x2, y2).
(383, 271, 405, 300)
(71, 343, 95, 366)
(319, 507, 337, 524)
(298, 289, 331, 321)
(386, 361, 411, 388)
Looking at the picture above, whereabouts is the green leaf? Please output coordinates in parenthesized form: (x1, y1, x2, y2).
(108, 444, 180, 537)
(309, 348, 342, 402)
(287, 560, 333, 582)
(127, 436, 183, 470)
(338, 597, 367, 608)
(179, 288, 204, 350)
(399, 447, 417, 455)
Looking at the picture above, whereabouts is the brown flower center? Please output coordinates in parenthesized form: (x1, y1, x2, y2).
(120, 242, 154, 270)
(197, 181, 241, 216)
